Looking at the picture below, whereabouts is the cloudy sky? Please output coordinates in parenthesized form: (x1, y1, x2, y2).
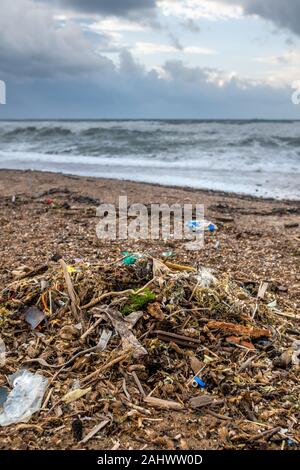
(0, 0, 300, 118)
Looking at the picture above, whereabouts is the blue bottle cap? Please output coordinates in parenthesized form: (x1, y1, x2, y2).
(193, 377, 206, 388)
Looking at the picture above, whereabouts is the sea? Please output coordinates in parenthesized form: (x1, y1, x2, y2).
(0, 119, 299, 200)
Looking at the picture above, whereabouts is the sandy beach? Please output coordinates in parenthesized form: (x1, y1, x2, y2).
(0, 169, 299, 288)
(0, 169, 299, 450)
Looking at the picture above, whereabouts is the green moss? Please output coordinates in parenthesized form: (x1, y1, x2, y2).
(122, 288, 156, 315)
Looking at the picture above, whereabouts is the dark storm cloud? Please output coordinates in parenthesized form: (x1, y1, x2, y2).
(0, 0, 298, 119)
(222, 0, 300, 36)
(59, 0, 157, 15)
(1, 52, 297, 120)
(0, 0, 116, 79)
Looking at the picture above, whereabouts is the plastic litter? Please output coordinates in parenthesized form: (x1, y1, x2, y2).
(292, 340, 300, 366)
(186, 220, 217, 233)
(0, 387, 8, 408)
(196, 267, 217, 288)
(96, 329, 112, 351)
(1, 252, 298, 448)
(122, 252, 143, 265)
(192, 377, 206, 389)
(0, 336, 5, 366)
(43, 198, 54, 205)
(0, 370, 48, 426)
(25, 307, 46, 330)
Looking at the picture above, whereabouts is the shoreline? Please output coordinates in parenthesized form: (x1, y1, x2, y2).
(1, 168, 300, 204)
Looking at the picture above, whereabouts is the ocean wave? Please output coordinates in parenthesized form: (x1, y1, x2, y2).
(1, 126, 73, 140)
(0, 120, 299, 199)
(0, 150, 298, 175)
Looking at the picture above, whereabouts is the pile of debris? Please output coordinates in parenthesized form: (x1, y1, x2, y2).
(0, 255, 299, 449)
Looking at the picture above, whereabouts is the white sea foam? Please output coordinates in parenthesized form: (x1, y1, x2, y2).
(0, 120, 299, 199)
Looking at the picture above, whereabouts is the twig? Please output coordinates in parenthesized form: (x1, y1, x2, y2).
(132, 371, 146, 397)
(249, 426, 282, 442)
(206, 410, 232, 421)
(144, 396, 184, 411)
(81, 351, 130, 384)
(80, 317, 103, 341)
(80, 419, 110, 444)
(81, 279, 155, 311)
(153, 330, 201, 349)
(271, 310, 300, 321)
(238, 354, 258, 373)
(24, 345, 100, 369)
(59, 259, 82, 324)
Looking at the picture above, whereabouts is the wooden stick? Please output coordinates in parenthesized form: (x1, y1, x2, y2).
(144, 396, 184, 411)
(59, 259, 81, 323)
(80, 317, 103, 341)
(132, 371, 146, 397)
(81, 279, 156, 310)
(81, 352, 130, 384)
(80, 419, 110, 444)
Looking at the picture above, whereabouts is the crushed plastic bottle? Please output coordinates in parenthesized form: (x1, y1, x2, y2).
(186, 220, 217, 233)
(0, 370, 48, 426)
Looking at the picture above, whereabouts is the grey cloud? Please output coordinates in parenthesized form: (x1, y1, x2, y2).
(58, 0, 156, 15)
(2, 53, 296, 120)
(0, 0, 297, 119)
(36, 0, 158, 20)
(221, 0, 300, 36)
(0, 0, 115, 79)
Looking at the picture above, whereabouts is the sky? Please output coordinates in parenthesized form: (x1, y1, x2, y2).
(0, 0, 300, 119)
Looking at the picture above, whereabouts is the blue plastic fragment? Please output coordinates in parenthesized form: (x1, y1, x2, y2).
(193, 377, 206, 388)
(186, 220, 217, 233)
(208, 223, 216, 232)
(186, 220, 202, 233)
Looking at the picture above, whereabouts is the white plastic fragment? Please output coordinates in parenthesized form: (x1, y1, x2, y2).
(196, 267, 217, 288)
(25, 306, 46, 329)
(0, 370, 48, 426)
(267, 300, 277, 309)
(0, 337, 5, 367)
(96, 329, 112, 351)
(292, 340, 300, 366)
